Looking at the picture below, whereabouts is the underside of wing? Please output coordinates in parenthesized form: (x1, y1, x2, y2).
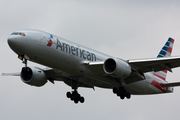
(43, 68, 95, 89)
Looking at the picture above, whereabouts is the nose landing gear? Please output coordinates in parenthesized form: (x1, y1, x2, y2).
(18, 54, 29, 67)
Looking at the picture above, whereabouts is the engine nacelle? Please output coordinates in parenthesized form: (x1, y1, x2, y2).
(103, 58, 131, 78)
(20, 67, 47, 87)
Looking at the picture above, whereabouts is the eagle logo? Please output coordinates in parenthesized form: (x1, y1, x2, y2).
(47, 34, 53, 47)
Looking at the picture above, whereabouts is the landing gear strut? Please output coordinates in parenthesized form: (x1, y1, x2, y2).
(23, 59, 27, 67)
(18, 54, 28, 67)
(113, 87, 131, 99)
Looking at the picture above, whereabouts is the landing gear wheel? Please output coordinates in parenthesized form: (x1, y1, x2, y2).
(120, 94, 125, 99)
(74, 99, 79, 104)
(113, 87, 118, 94)
(66, 92, 71, 98)
(112, 87, 131, 100)
(117, 92, 120, 96)
(80, 97, 85, 103)
(126, 92, 131, 99)
(70, 95, 74, 101)
(66, 90, 85, 104)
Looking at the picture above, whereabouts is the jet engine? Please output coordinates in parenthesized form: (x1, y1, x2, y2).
(103, 58, 131, 78)
(20, 67, 47, 87)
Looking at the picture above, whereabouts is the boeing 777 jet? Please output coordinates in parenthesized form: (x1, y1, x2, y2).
(3, 29, 180, 104)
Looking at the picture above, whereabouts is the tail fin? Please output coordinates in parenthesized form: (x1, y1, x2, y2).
(153, 37, 174, 82)
(157, 38, 174, 58)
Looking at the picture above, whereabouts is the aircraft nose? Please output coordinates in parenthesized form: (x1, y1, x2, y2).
(8, 35, 16, 46)
(7, 35, 25, 54)
(8, 35, 20, 49)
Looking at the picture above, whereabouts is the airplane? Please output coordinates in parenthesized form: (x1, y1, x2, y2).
(3, 29, 180, 104)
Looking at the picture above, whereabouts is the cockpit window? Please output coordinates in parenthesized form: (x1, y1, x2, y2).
(11, 32, 26, 36)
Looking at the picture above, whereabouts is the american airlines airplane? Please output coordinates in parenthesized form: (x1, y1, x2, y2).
(3, 29, 180, 104)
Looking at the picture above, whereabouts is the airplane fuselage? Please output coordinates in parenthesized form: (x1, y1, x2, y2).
(7, 29, 173, 96)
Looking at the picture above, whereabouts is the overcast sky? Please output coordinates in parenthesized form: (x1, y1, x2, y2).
(1, 0, 180, 120)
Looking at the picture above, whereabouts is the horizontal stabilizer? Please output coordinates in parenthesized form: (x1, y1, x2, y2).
(161, 82, 180, 87)
(1, 72, 20, 76)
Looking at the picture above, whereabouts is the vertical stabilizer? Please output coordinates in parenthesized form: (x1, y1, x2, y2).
(153, 38, 174, 82)
(157, 38, 174, 58)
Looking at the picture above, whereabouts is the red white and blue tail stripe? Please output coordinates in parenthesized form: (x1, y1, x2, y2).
(151, 38, 174, 92)
(157, 38, 174, 58)
(153, 38, 174, 82)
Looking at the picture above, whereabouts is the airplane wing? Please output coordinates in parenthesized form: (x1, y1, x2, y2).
(128, 56, 180, 73)
(85, 56, 180, 84)
(2, 67, 94, 88)
(85, 56, 180, 76)
(38, 68, 95, 88)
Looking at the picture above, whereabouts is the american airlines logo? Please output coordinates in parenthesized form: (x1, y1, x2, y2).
(47, 34, 53, 47)
(47, 39, 53, 47)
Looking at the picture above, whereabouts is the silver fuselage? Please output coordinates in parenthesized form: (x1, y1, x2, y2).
(7, 29, 173, 95)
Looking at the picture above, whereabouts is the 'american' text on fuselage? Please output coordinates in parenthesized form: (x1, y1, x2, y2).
(56, 39, 96, 61)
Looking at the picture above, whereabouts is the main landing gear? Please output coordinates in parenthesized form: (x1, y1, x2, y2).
(113, 87, 131, 99)
(66, 90, 85, 104)
(66, 81, 85, 104)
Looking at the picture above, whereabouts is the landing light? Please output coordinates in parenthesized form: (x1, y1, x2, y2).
(18, 55, 24, 60)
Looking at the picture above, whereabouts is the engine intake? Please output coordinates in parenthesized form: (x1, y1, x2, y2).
(21, 67, 47, 87)
(103, 58, 131, 78)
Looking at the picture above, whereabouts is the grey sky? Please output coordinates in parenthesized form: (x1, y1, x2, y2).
(1, 0, 180, 120)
